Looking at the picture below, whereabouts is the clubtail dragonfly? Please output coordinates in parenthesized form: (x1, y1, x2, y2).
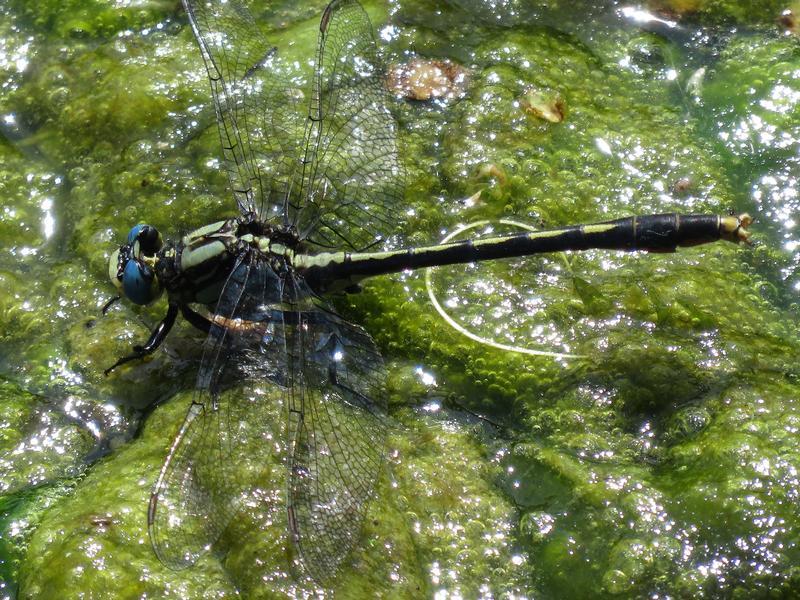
(105, 0, 752, 583)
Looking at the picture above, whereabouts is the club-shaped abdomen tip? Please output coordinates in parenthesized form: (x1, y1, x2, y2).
(720, 213, 753, 244)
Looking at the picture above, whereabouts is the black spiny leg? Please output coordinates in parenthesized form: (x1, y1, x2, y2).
(104, 303, 179, 375)
(179, 303, 213, 334)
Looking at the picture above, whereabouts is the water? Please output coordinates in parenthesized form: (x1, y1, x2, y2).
(1, 0, 800, 597)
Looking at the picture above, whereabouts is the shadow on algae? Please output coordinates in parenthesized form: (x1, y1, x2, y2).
(2, 0, 800, 598)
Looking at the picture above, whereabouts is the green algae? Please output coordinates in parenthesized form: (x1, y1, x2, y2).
(652, 0, 789, 25)
(0, 381, 95, 496)
(13, 386, 524, 598)
(699, 34, 800, 290)
(1, 0, 800, 598)
(16, 391, 236, 599)
(7, 0, 176, 40)
(0, 481, 77, 599)
(701, 34, 800, 169)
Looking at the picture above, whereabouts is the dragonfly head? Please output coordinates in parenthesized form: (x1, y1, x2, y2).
(109, 224, 165, 305)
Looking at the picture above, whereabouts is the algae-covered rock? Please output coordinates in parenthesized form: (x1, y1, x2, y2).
(0, 381, 109, 496)
(16, 387, 524, 598)
(0, 482, 77, 599)
(703, 35, 800, 164)
(700, 34, 800, 288)
(439, 28, 734, 225)
(16, 390, 236, 599)
(6, 0, 176, 40)
(3, 0, 800, 598)
(650, 0, 789, 25)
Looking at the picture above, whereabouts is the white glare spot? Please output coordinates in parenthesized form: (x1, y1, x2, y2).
(595, 137, 613, 156)
(380, 25, 398, 42)
(415, 367, 437, 387)
(620, 6, 678, 28)
(41, 197, 55, 239)
(422, 400, 441, 412)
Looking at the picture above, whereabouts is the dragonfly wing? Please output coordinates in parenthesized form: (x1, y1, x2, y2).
(182, 0, 305, 223)
(284, 276, 388, 581)
(292, 0, 405, 251)
(149, 252, 289, 568)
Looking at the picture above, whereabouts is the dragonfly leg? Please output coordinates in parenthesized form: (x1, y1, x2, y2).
(179, 303, 213, 334)
(104, 303, 179, 375)
(101, 295, 121, 314)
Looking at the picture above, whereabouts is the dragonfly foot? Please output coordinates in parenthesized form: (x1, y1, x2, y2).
(104, 350, 147, 376)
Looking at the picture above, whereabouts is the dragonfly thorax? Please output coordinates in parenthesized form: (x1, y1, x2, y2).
(111, 217, 299, 309)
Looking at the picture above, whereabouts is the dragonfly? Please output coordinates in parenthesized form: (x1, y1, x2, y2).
(104, 0, 753, 584)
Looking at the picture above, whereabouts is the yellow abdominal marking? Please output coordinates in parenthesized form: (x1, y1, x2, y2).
(293, 251, 343, 270)
(267, 242, 292, 258)
(580, 223, 617, 235)
(523, 228, 569, 240)
(294, 227, 616, 270)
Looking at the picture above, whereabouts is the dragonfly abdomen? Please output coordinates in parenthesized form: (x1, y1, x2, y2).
(297, 213, 752, 292)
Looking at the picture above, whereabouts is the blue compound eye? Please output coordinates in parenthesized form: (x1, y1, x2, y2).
(126, 224, 146, 244)
(126, 224, 163, 257)
(122, 259, 162, 305)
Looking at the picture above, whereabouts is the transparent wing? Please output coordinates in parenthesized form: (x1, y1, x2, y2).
(293, 0, 405, 251)
(149, 256, 387, 580)
(148, 252, 289, 567)
(182, 0, 305, 223)
(185, 0, 405, 249)
(284, 276, 387, 581)
(159, 0, 392, 578)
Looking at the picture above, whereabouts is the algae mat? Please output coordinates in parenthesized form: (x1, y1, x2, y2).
(1, 0, 800, 597)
